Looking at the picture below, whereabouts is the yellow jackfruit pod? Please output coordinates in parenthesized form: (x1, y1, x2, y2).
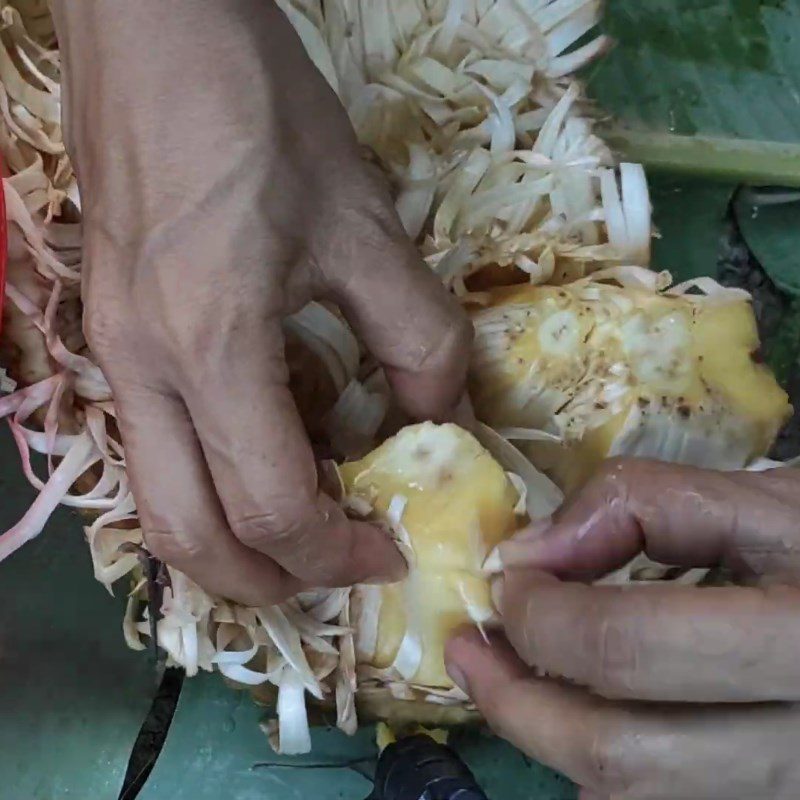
(469, 272, 792, 496)
(337, 422, 561, 722)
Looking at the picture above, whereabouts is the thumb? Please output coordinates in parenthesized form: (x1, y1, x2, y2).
(320, 187, 473, 421)
(444, 626, 533, 717)
(444, 627, 602, 785)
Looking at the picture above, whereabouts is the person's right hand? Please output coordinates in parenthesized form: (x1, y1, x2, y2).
(447, 460, 800, 799)
(52, 0, 471, 606)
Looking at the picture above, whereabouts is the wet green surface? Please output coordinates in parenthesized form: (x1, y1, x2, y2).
(0, 428, 155, 799)
(139, 674, 576, 800)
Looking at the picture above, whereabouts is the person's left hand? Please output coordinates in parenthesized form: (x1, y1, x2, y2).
(446, 459, 800, 799)
(52, 0, 472, 607)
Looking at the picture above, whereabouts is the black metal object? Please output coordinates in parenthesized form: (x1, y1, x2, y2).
(118, 542, 170, 669)
(367, 734, 490, 800)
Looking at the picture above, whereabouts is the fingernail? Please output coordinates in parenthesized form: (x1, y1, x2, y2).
(446, 662, 469, 693)
(445, 626, 488, 693)
(376, 569, 407, 585)
(485, 520, 554, 573)
(498, 538, 546, 568)
(482, 547, 503, 574)
(498, 530, 566, 569)
(509, 517, 554, 542)
(490, 575, 504, 612)
(364, 560, 408, 585)
(363, 574, 400, 585)
(318, 459, 344, 501)
(451, 394, 477, 429)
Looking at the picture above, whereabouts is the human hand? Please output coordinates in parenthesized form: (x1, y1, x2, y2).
(52, 0, 471, 606)
(446, 460, 800, 799)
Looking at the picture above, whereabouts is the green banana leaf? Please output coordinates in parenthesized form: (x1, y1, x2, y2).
(590, 0, 800, 186)
(590, 0, 800, 412)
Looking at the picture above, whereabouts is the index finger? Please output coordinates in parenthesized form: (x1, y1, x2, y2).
(320, 177, 473, 422)
(110, 380, 302, 607)
(181, 317, 407, 587)
(445, 628, 800, 799)
(498, 569, 800, 702)
(498, 459, 800, 582)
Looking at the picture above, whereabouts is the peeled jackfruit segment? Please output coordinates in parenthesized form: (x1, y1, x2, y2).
(339, 422, 525, 690)
(470, 280, 792, 495)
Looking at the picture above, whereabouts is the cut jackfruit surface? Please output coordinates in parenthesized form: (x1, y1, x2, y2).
(339, 423, 520, 689)
(471, 281, 792, 494)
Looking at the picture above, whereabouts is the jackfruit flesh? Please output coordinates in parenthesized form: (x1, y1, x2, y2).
(339, 422, 520, 688)
(470, 282, 792, 494)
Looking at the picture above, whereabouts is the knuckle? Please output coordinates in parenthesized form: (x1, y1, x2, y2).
(600, 455, 628, 474)
(577, 591, 649, 698)
(231, 510, 292, 549)
(333, 197, 400, 251)
(591, 611, 641, 697)
(596, 457, 637, 494)
(143, 527, 204, 565)
(230, 502, 314, 552)
(411, 312, 473, 374)
(591, 458, 659, 535)
(82, 302, 130, 361)
(231, 505, 340, 583)
(441, 314, 474, 363)
(580, 458, 634, 518)
(352, 164, 396, 210)
(584, 724, 630, 795)
(361, 157, 396, 201)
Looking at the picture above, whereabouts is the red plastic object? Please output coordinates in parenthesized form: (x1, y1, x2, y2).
(0, 158, 6, 337)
